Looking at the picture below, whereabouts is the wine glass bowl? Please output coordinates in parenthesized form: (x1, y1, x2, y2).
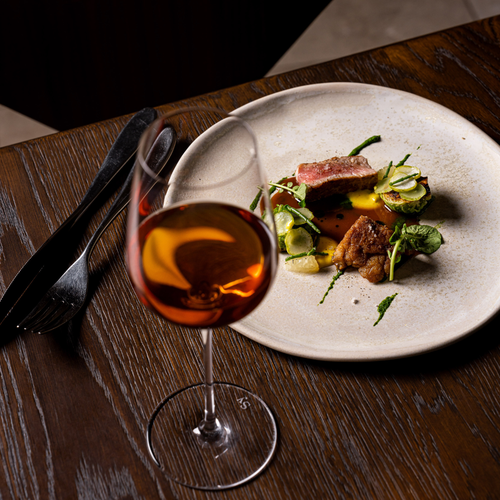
(126, 107, 278, 490)
(133, 200, 276, 328)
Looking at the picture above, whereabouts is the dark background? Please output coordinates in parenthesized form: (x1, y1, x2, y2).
(1, 0, 330, 131)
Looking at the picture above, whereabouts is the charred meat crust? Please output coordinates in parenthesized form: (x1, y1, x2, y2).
(332, 215, 394, 283)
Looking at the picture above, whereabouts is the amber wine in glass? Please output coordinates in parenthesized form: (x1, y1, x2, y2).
(126, 107, 278, 490)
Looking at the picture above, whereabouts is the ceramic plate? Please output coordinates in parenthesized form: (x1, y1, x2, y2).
(173, 83, 500, 361)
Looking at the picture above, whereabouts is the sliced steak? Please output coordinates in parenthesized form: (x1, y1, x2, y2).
(295, 155, 378, 201)
(332, 215, 393, 283)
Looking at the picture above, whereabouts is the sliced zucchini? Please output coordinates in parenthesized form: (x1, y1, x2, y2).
(275, 210, 294, 236)
(400, 183, 427, 201)
(389, 171, 418, 192)
(374, 177, 392, 194)
(293, 207, 314, 225)
(395, 165, 421, 178)
(377, 165, 395, 180)
(285, 227, 314, 255)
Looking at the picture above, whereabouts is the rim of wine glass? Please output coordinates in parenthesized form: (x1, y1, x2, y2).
(136, 105, 264, 191)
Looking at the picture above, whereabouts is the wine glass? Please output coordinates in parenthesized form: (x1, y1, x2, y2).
(126, 106, 278, 490)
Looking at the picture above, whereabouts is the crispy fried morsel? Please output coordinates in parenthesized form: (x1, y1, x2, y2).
(332, 215, 393, 283)
(358, 255, 391, 283)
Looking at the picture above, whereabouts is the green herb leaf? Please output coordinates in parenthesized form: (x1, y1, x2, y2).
(395, 153, 411, 167)
(388, 223, 443, 280)
(393, 217, 406, 232)
(293, 183, 308, 203)
(389, 173, 418, 186)
(250, 176, 290, 212)
(249, 187, 263, 212)
(285, 248, 328, 261)
(268, 181, 308, 207)
(348, 135, 381, 156)
(383, 161, 393, 179)
(403, 225, 443, 254)
(318, 270, 344, 305)
(269, 176, 289, 195)
(339, 195, 353, 210)
(285, 253, 307, 261)
(374, 293, 398, 326)
(389, 235, 404, 281)
(284, 204, 321, 234)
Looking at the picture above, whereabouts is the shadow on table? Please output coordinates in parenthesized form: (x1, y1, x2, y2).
(0, 138, 197, 352)
(28, 143, 194, 353)
(305, 313, 500, 376)
(0, 162, 136, 348)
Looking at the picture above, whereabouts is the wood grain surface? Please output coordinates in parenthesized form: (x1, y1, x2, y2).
(1, 16, 500, 500)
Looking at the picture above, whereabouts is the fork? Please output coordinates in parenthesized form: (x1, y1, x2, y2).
(18, 125, 176, 334)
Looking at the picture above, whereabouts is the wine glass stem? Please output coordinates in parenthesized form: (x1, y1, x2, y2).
(201, 328, 218, 433)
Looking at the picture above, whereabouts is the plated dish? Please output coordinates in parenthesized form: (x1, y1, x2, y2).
(171, 83, 500, 361)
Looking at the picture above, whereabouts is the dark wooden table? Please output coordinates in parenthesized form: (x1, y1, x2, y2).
(1, 16, 500, 500)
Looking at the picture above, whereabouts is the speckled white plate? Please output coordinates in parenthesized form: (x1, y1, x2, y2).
(172, 83, 500, 361)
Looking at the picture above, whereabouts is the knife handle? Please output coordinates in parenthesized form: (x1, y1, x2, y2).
(74, 107, 157, 225)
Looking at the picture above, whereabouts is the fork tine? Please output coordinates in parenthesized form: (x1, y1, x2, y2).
(38, 302, 79, 334)
(24, 301, 75, 334)
(18, 297, 62, 331)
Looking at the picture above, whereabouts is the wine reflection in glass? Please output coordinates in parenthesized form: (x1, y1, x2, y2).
(126, 107, 278, 490)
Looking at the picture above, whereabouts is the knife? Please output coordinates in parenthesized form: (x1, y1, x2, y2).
(0, 107, 157, 328)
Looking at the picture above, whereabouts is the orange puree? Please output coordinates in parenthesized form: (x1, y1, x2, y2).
(270, 178, 403, 243)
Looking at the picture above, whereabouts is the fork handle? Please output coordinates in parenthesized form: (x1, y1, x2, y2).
(84, 125, 177, 258)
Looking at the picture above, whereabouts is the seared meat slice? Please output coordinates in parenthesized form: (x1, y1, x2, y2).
(295, 155, 378, 201)
(332, 215, 393, 283)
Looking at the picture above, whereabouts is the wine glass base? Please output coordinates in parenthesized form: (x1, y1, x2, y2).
(146, 382, 278, 490)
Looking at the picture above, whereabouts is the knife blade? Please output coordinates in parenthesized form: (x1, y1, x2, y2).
(0, 107, 157, 328)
